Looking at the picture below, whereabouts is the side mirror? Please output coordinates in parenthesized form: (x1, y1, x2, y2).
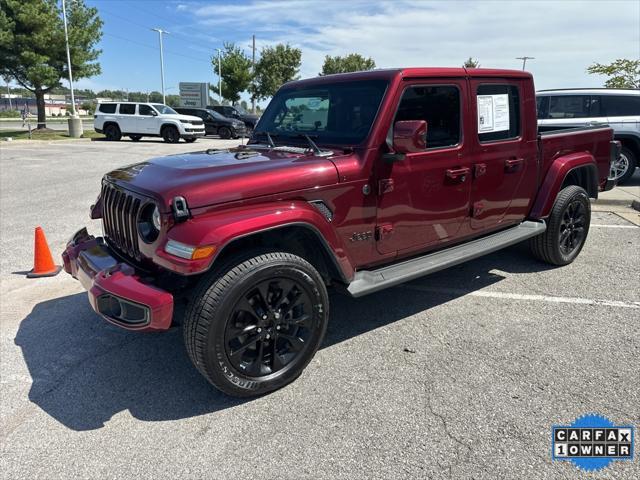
(150, 110, 158, 116)
(383, 120, 427, 162)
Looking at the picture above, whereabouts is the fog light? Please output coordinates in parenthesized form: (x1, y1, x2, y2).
(165, 240, 216, 260)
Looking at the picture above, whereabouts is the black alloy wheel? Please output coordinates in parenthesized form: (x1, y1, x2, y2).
(558, 199, 587, 256)
(162, 126, 180, 143)
(225, 278, 315, 377)
(218, 126, 232, 139)
(104, 124, 121, 141)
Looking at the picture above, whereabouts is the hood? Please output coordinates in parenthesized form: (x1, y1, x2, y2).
(162, 113, 202, 122)
(104, 147, 339, 211)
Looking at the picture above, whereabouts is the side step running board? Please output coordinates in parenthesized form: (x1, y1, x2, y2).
(347, 221, 546, 297)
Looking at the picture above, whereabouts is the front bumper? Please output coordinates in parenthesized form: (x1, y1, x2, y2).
(62, 228, 174, 332)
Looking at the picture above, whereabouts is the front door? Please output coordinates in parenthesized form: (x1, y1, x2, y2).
(137, 104, 159, 134)
(468, 80, 536, 229)
(375, 80, 472, 255)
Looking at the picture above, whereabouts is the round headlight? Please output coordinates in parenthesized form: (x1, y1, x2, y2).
(138, 203, 160, 243)
(152, 205, 161, 231)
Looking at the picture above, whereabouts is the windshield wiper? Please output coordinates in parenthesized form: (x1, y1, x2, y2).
(292, 134, 333, 157)
(250, 130, 278, 147)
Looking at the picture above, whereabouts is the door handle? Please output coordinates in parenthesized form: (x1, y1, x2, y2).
(446, 167, 470, 181)
(505, 158, 524, 171)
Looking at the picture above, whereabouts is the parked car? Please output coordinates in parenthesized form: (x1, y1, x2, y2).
(207, 104, 259, 134)
(65, 68, 617, 397)
(94, 102, 205, 143)
(174, 107, 247, 139)
(537, 89, 640, 183)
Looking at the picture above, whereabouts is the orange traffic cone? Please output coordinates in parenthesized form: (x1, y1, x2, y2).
(27, 227, 62, 278)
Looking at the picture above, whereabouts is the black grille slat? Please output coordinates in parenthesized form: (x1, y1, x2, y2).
(101, 183, 143, 259)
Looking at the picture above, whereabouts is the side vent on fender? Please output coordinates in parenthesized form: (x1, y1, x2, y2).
(309, 200, 333, 223)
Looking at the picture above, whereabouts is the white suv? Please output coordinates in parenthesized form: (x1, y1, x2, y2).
(537, 89, 640, 184)
(94, 102, 205, 143)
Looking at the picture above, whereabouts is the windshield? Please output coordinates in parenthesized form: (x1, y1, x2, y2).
(234, 105, 248, 115)
(255, 79, 388, 146)
(152, 104, 178, 115)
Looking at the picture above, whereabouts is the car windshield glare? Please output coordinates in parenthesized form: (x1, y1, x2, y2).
(207, 109, 226, 120)
(256, 80, 388, 146)
(152, 104, 178, 115)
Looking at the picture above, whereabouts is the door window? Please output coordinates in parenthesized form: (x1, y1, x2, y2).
(118, 103, 136, 115)
(395, 85, 461, 149)
(477, 84, 520, 142)
(601, 95, 640, 116)
(547, 95, 590, 119)
(139, 104, 154, 116)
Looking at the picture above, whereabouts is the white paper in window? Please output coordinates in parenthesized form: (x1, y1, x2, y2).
(477, 94, 510, 133)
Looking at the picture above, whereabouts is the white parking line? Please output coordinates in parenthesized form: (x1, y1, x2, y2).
(401, 285, 640, 309)
(591, 224, 638, 229)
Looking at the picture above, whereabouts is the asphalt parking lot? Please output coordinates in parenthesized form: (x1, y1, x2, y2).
(1, 138, 639, 479)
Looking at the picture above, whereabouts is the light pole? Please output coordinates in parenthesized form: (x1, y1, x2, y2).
(516, 56, 535, 71)
(152, 28, 169, 103)
(61, 0, 76, 115)
(248, 34, 256, 113)
(5, 77, 11, 110)
(215, 48, 222, 103)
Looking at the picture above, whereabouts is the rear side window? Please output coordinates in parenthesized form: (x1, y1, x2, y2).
(477, 84, 520, 142)
(395, 85, 461, 149)
(119, 104, 136, 115)
(98, 103, 116, 114)
(601, 95, 640, 116)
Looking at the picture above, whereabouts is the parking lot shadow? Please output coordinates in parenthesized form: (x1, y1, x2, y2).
(15, 245, 548, 431)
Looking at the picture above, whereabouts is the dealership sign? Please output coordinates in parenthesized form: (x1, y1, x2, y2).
(179, 82, 210, 108)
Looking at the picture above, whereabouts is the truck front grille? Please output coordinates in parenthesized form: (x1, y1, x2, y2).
(101, 183, 143, 259)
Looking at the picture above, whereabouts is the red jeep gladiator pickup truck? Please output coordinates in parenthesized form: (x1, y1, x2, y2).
(63, 68, 617, 397)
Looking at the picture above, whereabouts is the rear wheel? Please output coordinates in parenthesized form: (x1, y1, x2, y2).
(530, 185, 590, 266)
(162, 125, 180, 143)
(612, 146, 637, 185)
(129, 135, 142, 141)
(104, 124, 121, 141)
(218, 126, 232, 139)
(184, 251, 329, 397)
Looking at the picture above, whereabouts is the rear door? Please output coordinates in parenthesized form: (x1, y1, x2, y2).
(375, 79, 472, 255)
(117, 103, 137, 133)
(468, 80, 537, 230)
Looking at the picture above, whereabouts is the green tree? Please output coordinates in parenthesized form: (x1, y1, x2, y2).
(251, 43, 302, 100)
(320, 53, 376, 75)
(213, 42, 252, 105)
(463, 57, 480, 68)
(0, 0, 103, 128)
(587, 59, 639, 89)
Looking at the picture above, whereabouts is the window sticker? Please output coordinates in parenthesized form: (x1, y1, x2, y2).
(477, 94, 510, 133)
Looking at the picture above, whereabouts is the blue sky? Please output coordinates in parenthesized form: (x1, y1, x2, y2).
(79, 0, 639, 104)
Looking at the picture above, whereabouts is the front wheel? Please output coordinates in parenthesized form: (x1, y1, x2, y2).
(162, 126, 180, 143)
(184, 251, 329, 397)
(530, 185, 591, 266)
(218, 126, 232, 139)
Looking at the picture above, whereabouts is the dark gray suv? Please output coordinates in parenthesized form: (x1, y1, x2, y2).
(537, 89, 640, 184)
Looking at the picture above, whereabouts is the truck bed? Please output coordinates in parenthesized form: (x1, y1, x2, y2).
(538, 125, 613, 189)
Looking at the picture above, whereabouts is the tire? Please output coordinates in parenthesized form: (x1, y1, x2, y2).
(530, 185, 591, 266)
(183, 251, 329, 397)
(129, 135, 142, 141)
(218, 126, 232, 139)
(162, 125, 180, 143)
(104, 124, 121, 141)
(184, 138, 197, 143)
(612, 146, 637, 185)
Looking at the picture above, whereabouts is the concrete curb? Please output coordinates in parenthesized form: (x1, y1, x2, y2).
(590, 198, 635, 207)
(632, 200, 640, 212)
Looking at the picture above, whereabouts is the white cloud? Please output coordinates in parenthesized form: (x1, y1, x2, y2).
(185, 0, 640, 89)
